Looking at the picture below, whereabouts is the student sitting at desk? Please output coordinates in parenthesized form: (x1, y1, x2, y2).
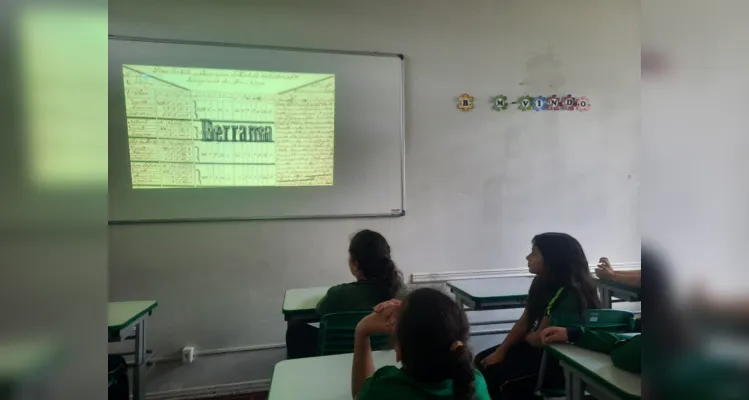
(595, 257, 641, 287)
(316, 229, 405, 315)
(540, 326, 641, 374)
(286, 229, 405, 359)
(352, 288, 491, 400)
(474, 232, 601, 400)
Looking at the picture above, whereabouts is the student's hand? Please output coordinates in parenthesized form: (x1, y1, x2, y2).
(541, 327, 569, 344)
(597, 257, 614, 272)
(595, 257, 615, 280)
(373, 299, 401, 313)
(595, 267, 615, 281)
(355, 308, 397, 337)
(480, 348, 506, 368)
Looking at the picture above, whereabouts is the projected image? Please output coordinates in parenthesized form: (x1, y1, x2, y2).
(123, 65, 335, 188)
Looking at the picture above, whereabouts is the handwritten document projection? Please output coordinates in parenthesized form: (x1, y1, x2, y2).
(122, 65, 335, 188)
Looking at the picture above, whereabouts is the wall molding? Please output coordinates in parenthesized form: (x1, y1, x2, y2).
(145, 379, 270, 400)
(152, 343, 286, 364)
(410, 262, 640, 284)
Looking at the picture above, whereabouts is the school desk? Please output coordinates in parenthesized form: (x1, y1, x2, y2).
(446, 277, 533, 311)
(0, 340, 60, 400)
(595, 279, 641, 308)
(268, 350, 398, 400)
(282, 286, 329, 328)
(549, 343, 641, 400)
(108, 300, 158, 400)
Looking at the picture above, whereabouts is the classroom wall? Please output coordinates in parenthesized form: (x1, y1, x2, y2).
(108, 0, 640, 395)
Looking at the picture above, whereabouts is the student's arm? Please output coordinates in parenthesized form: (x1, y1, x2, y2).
(525, 315, 550, 347)
(351, 302, 398, 398)
(596, 257, 641, 287)
(611, 271, 642, 288)
(542, 326, 631, 354)
(351, 328, 374, 399)
(481, 308, 529, 366)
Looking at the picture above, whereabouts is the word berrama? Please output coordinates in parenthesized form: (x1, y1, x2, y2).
(201, 120, 273, 142)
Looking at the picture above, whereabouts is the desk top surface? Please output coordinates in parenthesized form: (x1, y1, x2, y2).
(282, 287, 329, 314)
(0, 340, 60, 386)
(549, 343, 641, 399)
(108, 301, 158, 331)
(269, 350, 398, 400)
(446, 277, 533, 301)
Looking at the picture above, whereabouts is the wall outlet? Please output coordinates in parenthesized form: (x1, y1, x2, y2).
(182, 346, 195, 364)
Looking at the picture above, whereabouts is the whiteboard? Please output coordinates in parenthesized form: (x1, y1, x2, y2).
(108, 36, 405, 223)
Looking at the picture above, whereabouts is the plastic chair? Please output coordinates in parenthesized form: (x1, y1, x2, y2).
(535, 309, 636, 399)
(318, 311, 390, 356)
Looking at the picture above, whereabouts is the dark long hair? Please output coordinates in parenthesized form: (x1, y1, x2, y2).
(396, 288, 475, 400)
(525, 232, 601, 329)
(348, 230, 403, 300)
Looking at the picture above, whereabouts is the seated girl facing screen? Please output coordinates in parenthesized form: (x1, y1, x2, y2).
(285, 229, 405, 359)
(352, 288, 491, 400)
(474, 232, 600, 400)
(316, 229, 405, 315)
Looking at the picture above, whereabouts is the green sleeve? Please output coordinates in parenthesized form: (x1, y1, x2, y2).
(574, 328, 641, 374)
(355, 375, 375, 400)
(574, 327, 621, 354)
(610, 334, 641, 374)
(473, 370, 493, 400)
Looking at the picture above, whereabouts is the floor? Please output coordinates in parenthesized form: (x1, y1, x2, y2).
(217, 393, 268, 400)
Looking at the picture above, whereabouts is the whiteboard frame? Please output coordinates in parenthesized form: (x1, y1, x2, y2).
(107, 36, 406, 225)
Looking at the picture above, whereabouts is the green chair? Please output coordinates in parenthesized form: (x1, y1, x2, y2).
(536, 309, 636, 399)
(318, 311, 390, 356)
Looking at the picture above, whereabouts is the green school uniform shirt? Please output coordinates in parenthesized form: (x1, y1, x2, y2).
(357, 366, 492, 400)
(568, 327, 641, 374)
(535, 287, 584, 330)
(316, 281, 405, 316)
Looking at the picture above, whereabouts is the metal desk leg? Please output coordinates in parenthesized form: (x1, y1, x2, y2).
(599, 287, 612, 309)
(570, 372, 584, 400)
(455, 297, 465, 310)
(564, 368, 573, 400)
(534, 350, 548, 395)
(133, 318, 147, 400)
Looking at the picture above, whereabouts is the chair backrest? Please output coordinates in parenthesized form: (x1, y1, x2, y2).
(318, 311, 390, 356)
(551, 309, 635, 332)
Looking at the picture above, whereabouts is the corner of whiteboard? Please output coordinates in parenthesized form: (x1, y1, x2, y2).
(390, 209, 406, 217)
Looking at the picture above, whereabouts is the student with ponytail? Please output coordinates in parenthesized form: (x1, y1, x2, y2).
(352, 288, 491, 400)
(317, 229, 405, 315)
(286, 229, 405, 359)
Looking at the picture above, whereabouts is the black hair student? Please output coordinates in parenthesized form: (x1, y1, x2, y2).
(316, 229, 405, 315)
(285, 229, 405, 359)
(352, 288, 491, 400)
(474, 232, 600, 399)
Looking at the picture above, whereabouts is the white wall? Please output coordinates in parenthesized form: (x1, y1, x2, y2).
(108, 0, 639, 394)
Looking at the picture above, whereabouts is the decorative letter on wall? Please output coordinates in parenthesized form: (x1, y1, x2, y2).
(517, 95, 533, 111)
(493, 95, 508, 111)
(561, 95, 576, 111)
(576, 96, 591, 111)
(457, 94, 475, 111)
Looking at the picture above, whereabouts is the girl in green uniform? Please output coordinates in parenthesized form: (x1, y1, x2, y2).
(474, 232, 601, 399)
(286, 229, 405, 359)
(352, 288, 492, 400)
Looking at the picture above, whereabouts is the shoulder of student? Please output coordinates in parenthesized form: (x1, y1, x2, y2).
(356, 366, 402, 400)
(473, 370, 492, 400)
